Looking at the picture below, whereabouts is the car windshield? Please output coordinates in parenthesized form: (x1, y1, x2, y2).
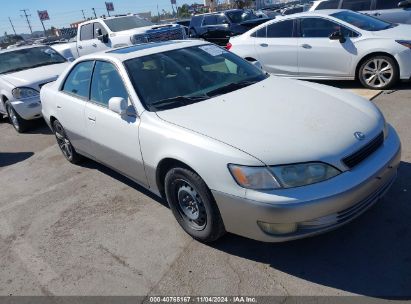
(226, 10, 259, 23)
(331, 11, 395, 31)
(0, 46, 66, 75)
(124, 45, 267, 111)
(104, 16, 153, 32)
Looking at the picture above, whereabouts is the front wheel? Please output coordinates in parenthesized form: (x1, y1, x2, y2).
(164, 167, 225, 243)
(358, 56, 399, 90)
(53, 119, 83, 164)
(6, 101, 28, 133)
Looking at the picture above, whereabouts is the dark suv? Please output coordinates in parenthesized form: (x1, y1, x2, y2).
(311, 0, 411, 24)
(189, 9, 270, 45)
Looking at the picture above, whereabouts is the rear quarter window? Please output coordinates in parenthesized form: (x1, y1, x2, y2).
(316, 0, 340, 10)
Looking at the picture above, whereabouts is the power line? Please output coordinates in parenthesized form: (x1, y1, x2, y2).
(20, 9, 33, 34)
(8, 17, 17, 35)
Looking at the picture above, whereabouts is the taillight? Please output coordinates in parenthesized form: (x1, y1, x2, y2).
(225, 42, 232, 51)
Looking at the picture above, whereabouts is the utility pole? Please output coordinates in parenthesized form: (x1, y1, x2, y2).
(8, 17, 17, 35)
(81, 10, 86, 20)
(157, 4, 160, 22)
(20, 9, 33, 35)
(92, 8, 97, 19)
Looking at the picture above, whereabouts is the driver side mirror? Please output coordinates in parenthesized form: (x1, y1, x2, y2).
(329, 31, 346, 43)
(96, 28, 109, 43)
(108, 97, 127, 115)
(398, 0, 411, 8)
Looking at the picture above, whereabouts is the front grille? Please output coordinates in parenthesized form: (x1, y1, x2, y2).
(133, 28, 184, 44)
(342, 132, 384, 169)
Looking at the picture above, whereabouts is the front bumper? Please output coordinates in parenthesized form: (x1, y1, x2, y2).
(213, 125, 401, 242)
(11, 97, 42, 120)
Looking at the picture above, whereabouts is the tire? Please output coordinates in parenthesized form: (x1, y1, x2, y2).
(358, 55, 399, 90)
(52, 119, 83, 164)
(164, 167, 226, 243)
(5, 101, 28, 133)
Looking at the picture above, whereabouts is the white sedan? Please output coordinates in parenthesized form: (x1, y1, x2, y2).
(41, 41, 400, 242)
(0, 46, 70, 132)
(228, 9, 411, 89)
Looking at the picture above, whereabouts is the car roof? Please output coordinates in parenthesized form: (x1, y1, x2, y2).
(0, 44, 47, 54)
(79, 39, 210, 62)
(269, 9, 347, 20)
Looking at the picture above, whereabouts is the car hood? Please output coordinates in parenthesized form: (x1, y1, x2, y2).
(0, 62, 69, 89)
(156, 77, 383, 169)
(371, 24, 411, 39)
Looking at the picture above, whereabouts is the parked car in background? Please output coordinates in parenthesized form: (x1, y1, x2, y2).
(52, 14, 186, 60)
(310, 0, 411, 24)
(189, 9, 270, 45)
(41, 40, 400, 243)
(0, 46, 69, 132)
(228, 10, 411, 89)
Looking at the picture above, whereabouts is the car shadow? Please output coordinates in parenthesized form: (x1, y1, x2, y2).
(26, 119, 53, 135)
(78, 159, 168, 208)
(0, 152, 34, 167)
(211, 161, 411, 299)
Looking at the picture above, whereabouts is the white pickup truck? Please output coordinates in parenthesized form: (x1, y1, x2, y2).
(53, 14, 186, 59)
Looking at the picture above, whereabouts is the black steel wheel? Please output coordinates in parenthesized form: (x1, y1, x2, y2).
(165, 167, 225, 242)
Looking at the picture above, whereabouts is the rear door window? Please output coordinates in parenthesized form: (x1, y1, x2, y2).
(266, 19, 295, 38)
(62, 61, 95, 98)
(80, 23, 94, 41)
(341, 0, 372, 10)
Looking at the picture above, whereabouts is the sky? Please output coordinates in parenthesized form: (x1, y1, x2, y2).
(0, 0, 200, 35)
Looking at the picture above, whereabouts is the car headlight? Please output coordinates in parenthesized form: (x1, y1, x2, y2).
(228, 164, 281, 190)
(12, 87, 39, 99)
(270, 163, 341, 188)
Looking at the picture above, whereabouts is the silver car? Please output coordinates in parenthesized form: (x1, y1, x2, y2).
(40, 40, 401, 242)
(310, 0, 411, 24)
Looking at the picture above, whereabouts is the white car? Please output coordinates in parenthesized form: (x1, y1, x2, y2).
(41, 41, 401, 242)
(0, 46, 70, 132)
(228, 9, 411, 89)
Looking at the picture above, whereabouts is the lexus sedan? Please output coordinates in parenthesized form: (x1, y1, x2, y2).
(0, 46, 70, 132)
(228, 10, 411, 89)
(41, 40, 401, 242)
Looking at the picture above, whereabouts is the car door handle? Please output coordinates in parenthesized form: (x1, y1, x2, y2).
(57, 105, 62, 109)
(301, 44, 312, 49)
(92, 43, 97, 47)
(88, 116, 96, 122)
(78, 45, 83, 49)
(260, 43, 268, 47)
(374, 12, 381, 16)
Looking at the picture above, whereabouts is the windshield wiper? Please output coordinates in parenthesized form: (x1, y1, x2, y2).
(149, 95, 210, 111)
(206, 80, 259, 98)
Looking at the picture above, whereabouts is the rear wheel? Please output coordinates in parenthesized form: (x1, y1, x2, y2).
(164, 167, 225, 243)
(53, 119, 83, 164)
(5, 101, 28, 133)
(358, 55, 399, 90)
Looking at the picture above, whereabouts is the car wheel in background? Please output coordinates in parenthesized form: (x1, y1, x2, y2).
(5, 101, 28, 133)
(52, 119, 83, 164)
(164, 167, 226, 242)
(359, 55, 399, 90)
